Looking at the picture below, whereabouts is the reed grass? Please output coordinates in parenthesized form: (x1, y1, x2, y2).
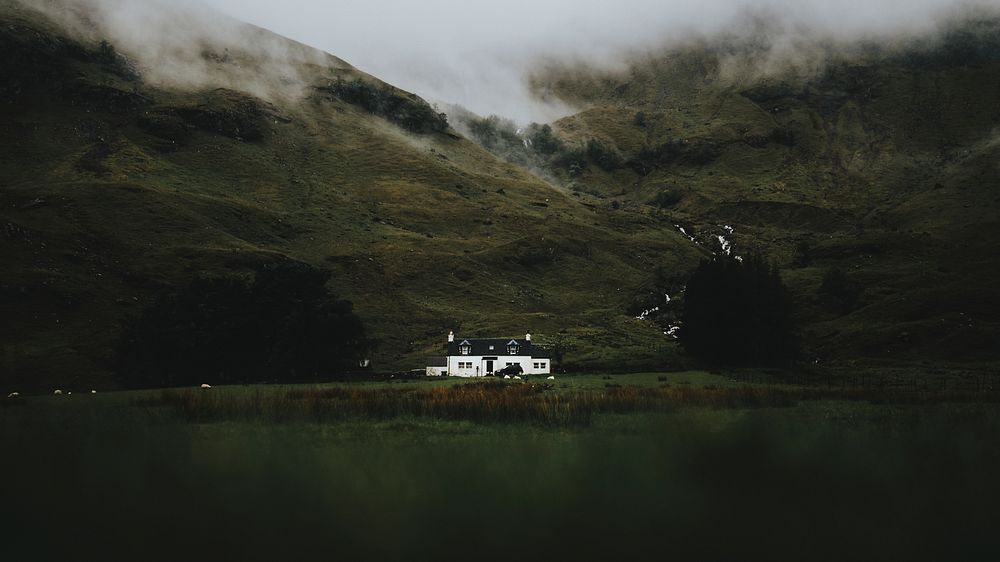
(133, 380, 1000, 427)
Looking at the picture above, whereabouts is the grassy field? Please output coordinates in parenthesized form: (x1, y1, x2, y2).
(3, 372, 1000, 560)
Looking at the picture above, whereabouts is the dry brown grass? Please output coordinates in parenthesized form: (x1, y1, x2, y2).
(132, 380, 1000, 428)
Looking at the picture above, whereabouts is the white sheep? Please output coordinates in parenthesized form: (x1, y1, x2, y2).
(503, 375, 511, 380)
(200, 383, 212, 389)
(6, 392, 19, 398)
(53, 389, 63, 395)
(513, 375, 522, 380)
(547, 376, 556, 380)
(90, 390, 97, 394)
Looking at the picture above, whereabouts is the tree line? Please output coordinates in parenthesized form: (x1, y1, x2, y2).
(117, 263, 374, 388)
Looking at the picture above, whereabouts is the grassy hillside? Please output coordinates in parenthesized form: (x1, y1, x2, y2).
(519, 19, 1000, 365)
(0, 1, 705, 391)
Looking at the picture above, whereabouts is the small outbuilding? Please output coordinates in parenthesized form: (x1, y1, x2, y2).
(425, 356, 448, 377)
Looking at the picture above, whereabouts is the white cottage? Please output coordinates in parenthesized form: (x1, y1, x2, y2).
(426, 331, 551, 377)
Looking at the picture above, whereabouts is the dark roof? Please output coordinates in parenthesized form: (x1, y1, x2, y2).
(447, 338, 539, 357)
(426, 356, 448, 367)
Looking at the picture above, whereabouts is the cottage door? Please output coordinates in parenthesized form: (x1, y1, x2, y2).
(484, 359, 494, 375)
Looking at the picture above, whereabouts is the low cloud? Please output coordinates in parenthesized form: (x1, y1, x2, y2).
(200, 0, 996, 123)
(22, 0, 343, 102)
(21, 0, 999, 123)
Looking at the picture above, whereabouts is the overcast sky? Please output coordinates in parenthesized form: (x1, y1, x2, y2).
(201, 0, 990, 122)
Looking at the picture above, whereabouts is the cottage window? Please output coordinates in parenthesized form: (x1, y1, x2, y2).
(459, 342, 471, 355)
(539, 362, 547, 369)
(507, 345, 519, 355)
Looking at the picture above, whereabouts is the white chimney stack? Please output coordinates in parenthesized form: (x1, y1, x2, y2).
(448, 331, 455, 343)
(526, 333, 531, 341)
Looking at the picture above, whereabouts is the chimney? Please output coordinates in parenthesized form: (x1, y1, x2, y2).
(525, 333, 531, 342)
(448, 331, 455, 343)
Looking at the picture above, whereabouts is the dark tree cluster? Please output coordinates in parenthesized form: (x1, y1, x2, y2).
(322, 78, 448, 134)
(529, 124, 563, 155)
(650, 189, 684, 209)
(459, 117, 571, 169)
(452, 108, 631, 178)
(117, 263, 374, 388)
(552, 147, 588, 176)
(585, 139, 624, 172)
(628, 139, 722, 175)
(467, 115, 519, 149)
(680, 254, 799, 366)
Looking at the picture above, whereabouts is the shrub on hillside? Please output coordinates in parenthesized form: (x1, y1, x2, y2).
(650, 190, 683, 208)
(553, 147, 588, 176)
(679, 254, 799, 366)
(117, 263, 374, 388)
(467, 115, 522, 153)
(628, 139, 722, 173)
(818, 267, 864, 314)
(528, 124, 563, 155)
(585, 139, 624, 171)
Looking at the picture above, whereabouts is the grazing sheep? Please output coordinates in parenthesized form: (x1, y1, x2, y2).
(547, 376, 556, 380)
(513, 376, 522, 380)
(503, 375, 511, 380)
(90, 390, 97, 394)
(6, 392, 19, 398)
(53, 389, 63, 395)
(200, 383, 212, 389)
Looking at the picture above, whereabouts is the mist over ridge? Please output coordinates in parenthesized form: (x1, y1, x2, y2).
(10, 0, 998, 123)
(203, 0, 1000, 123)
(18, 0, 349, 102)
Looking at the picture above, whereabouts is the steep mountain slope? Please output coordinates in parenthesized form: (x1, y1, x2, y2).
(0, 1, 703, 390)
(524, 19, 1000, 364)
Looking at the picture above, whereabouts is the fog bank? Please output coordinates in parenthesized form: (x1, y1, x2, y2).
(17, 0, 999, 123)
(203, 0, 996, 122)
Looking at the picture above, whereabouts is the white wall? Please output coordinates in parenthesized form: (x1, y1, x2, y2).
(529, 359, 551, 375)
(444, 355, 550, 377)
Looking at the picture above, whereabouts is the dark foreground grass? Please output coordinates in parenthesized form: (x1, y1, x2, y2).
(3, 380, 1000, 561)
